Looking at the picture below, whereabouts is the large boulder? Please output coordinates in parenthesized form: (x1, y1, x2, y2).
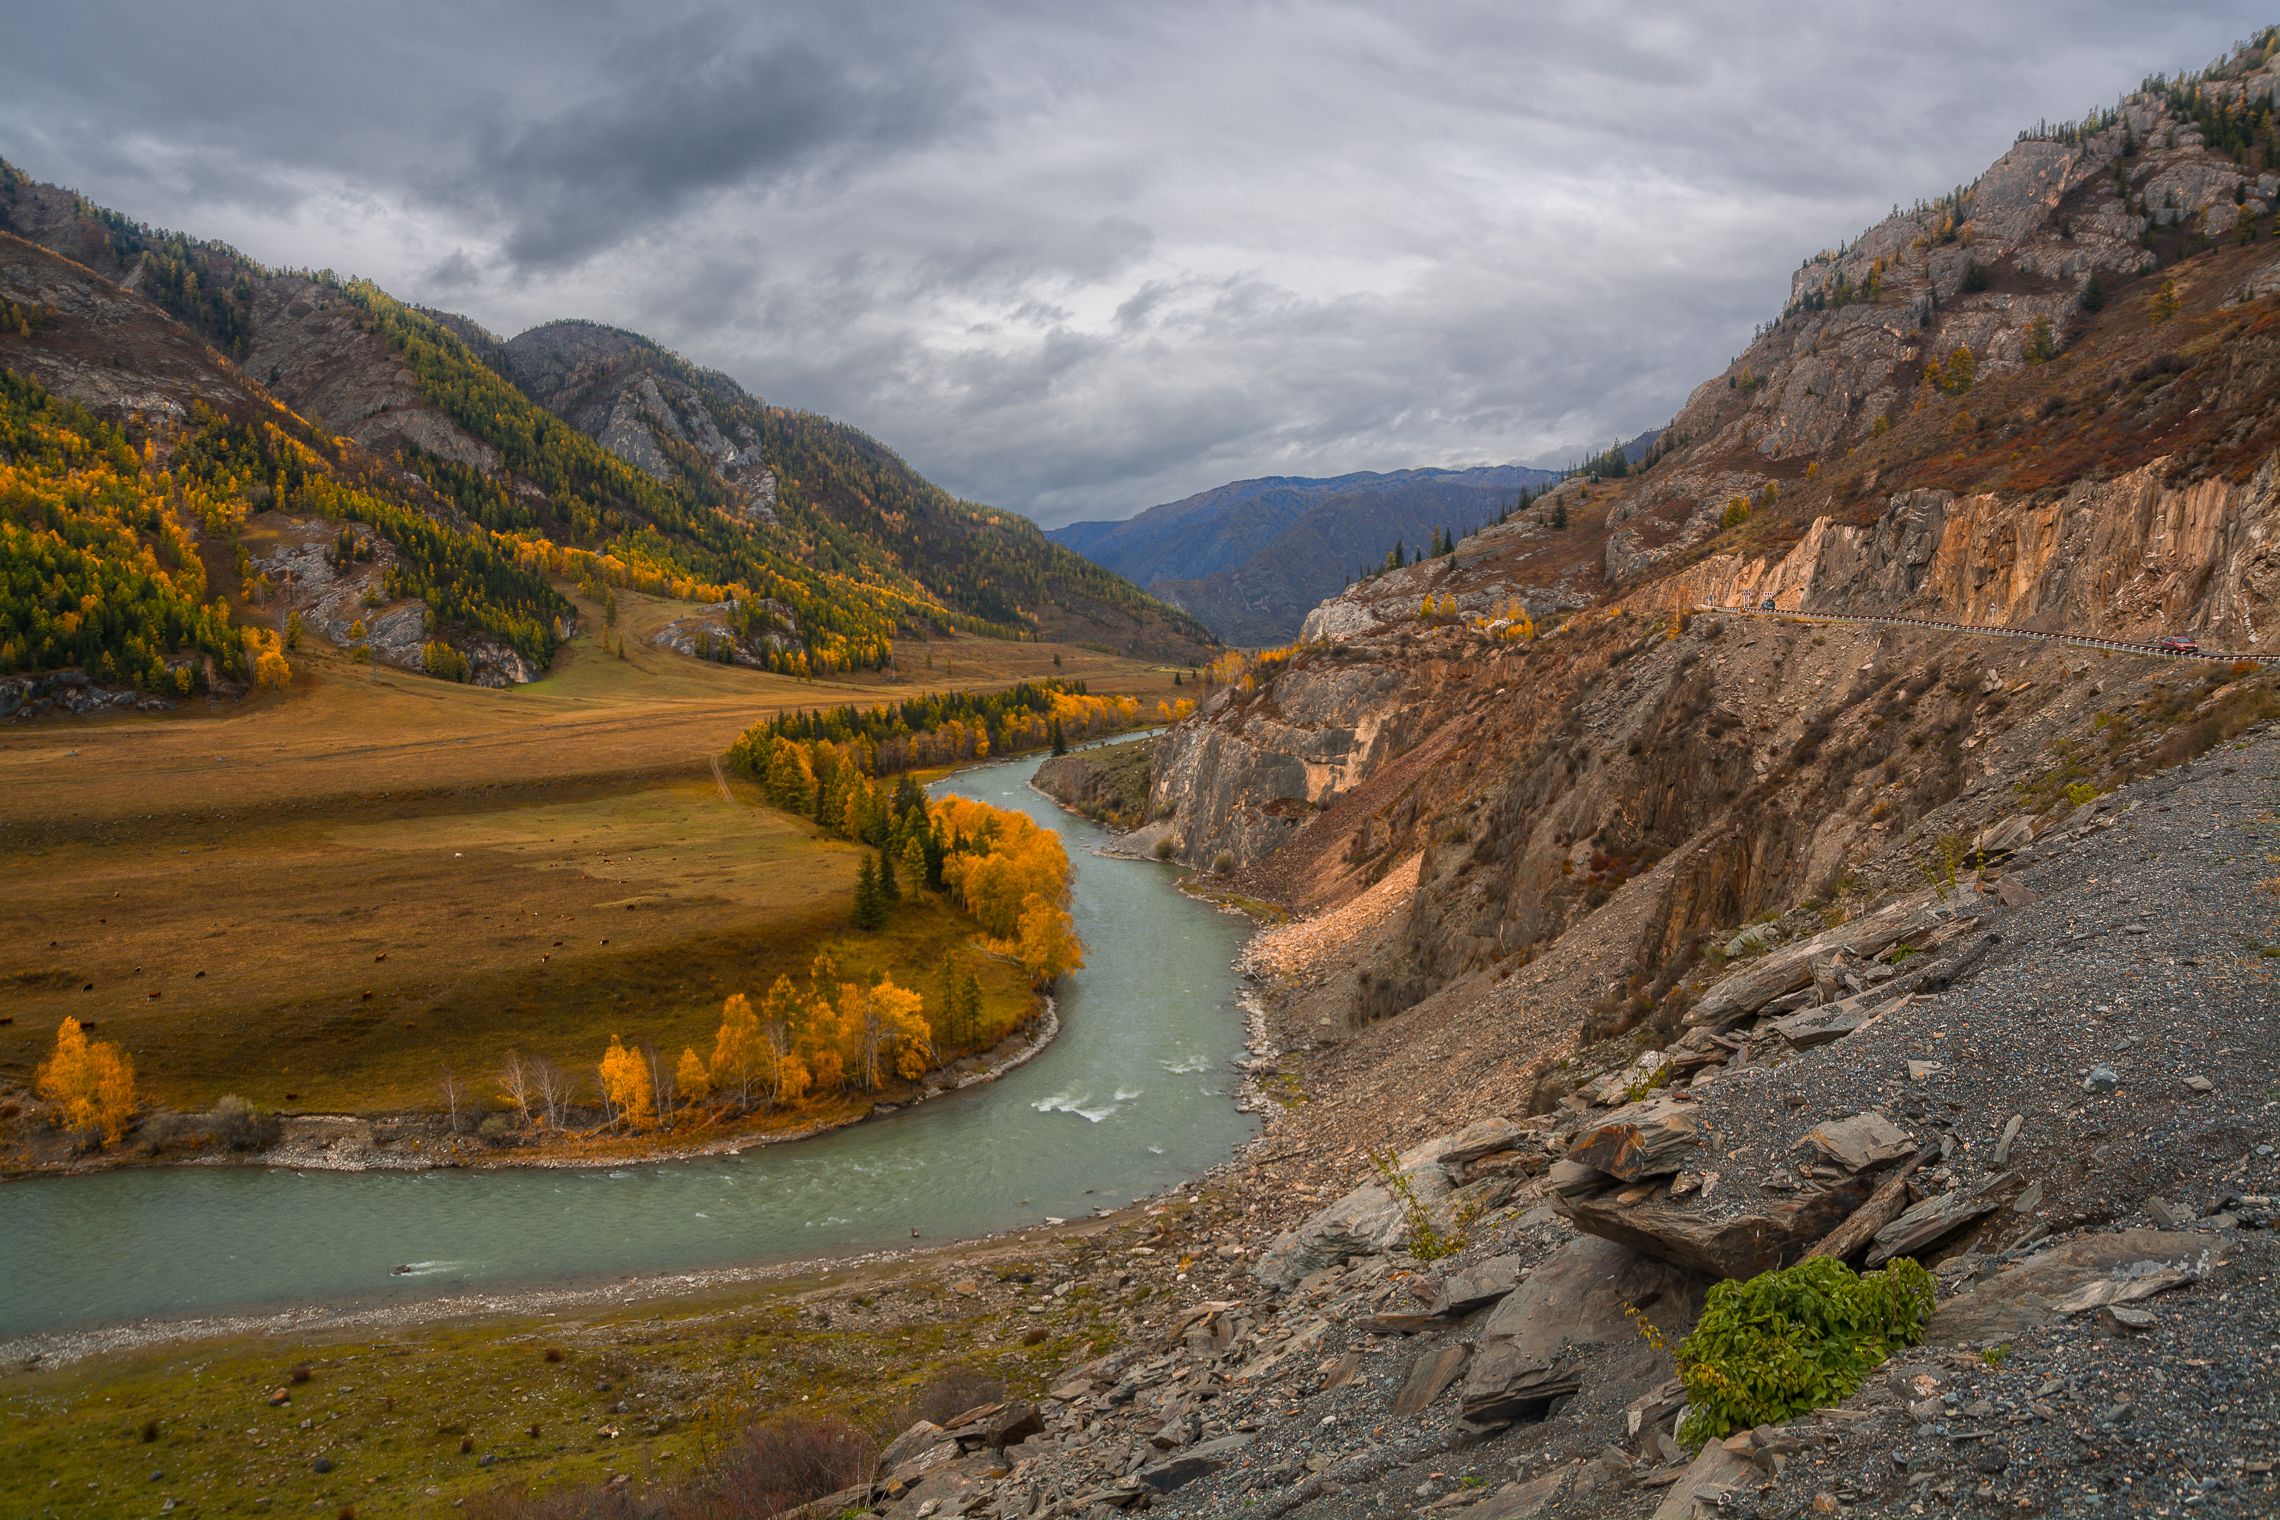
(1253, 1136, 1460, 1289)
(1687, 897, 1956, 1030)
(1566, 1094, 1705, 1180)
(1459, 1236, 1705, 1426)
(1558, 1171, 1883, 1280)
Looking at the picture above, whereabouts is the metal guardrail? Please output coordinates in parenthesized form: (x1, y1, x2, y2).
(1695, 605, 2279, 668)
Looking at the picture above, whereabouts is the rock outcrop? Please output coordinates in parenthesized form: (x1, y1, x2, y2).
(1032, 736, 1158, 831)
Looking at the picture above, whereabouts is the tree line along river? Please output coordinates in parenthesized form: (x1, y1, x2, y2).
(0, 749, 1259, 1343)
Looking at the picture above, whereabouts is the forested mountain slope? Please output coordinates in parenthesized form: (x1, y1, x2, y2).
(0, 161, 1209, 709)
(485, 318, 1209, 655)
(1051, 463, 1559, 644)
(0, 228, 571, 698)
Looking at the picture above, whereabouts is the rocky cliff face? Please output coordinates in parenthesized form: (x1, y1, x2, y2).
(1031, 735, 1158, 831)
(499, 321, 780, 521)
(1147, 58, 2280, 1117)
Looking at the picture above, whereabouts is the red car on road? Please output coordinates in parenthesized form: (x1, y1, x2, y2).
(2156, 635, 2199, 654)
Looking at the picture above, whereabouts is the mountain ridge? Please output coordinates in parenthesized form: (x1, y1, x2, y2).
(1051, 462, 1560, 643)
(0, 159, 1213, 702)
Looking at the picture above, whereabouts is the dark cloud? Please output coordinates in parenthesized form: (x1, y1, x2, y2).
(3, 1, 2274, 524)
(455, 11, 983, 270)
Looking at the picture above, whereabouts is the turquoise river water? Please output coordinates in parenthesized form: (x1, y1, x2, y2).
(0, 749, 1258, 1341)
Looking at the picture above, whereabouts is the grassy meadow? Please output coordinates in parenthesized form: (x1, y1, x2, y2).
(0, 587, 1183, 1120)
(0, 1216, 1144, 1519)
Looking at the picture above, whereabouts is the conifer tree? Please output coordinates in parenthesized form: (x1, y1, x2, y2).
(959, 971, 985, 1045)
(2150, 277, 2181, 324)
(877, 844, 900, 903)
(936, 956, 962, 1047)
(853, 853, 885, 929)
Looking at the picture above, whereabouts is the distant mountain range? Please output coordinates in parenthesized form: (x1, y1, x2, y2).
(1050, 464, 1562, 645)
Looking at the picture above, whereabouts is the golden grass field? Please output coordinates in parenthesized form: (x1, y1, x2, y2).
(0, 586, 1186, 1114)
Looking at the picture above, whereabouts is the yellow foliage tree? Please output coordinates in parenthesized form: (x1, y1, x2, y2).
(776, 1049, 813, 1105)
(675, 1047, 711, 1109)
(1016, 894, 1085, 986)
(1471, 598, 1535, 643)
(935, 796, 1074, 940)
(36, 1016, 137, 1147)
(245, 626, 292, 689)
(598, 1034, 655, 1129)
(2150, 277, 2181, 324)
(709, 992, 762, 1106)
(841, 977, 933, 1090)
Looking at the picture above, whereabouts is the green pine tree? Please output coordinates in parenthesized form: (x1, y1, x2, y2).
(877, 845, 900, 903)
(853, 853, 884, 930)
(936, 956, 960, 1045)
(1049, 718, 1068, 756)
(960, 971, 985, 1044)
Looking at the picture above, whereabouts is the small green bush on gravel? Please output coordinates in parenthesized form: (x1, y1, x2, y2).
(1675, 1255, 1936, 1445)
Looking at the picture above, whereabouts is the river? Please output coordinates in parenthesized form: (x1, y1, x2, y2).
(0, 749, 1258, 1342)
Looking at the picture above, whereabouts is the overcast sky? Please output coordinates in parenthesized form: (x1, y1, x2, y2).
(3, 3, 2269, 525)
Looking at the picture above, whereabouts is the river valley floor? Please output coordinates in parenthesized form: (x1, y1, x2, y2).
(8, 725, 2277, 1520)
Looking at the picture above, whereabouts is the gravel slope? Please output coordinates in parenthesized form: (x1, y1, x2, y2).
(1021, 725, 2280, 1520)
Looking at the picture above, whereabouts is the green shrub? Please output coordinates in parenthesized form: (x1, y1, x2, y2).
(1675, 1256, 1935, 1445)
(210, 1093, 280, 1152)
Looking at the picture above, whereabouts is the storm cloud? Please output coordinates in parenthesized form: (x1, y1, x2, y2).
(3, 1, 2271, 523)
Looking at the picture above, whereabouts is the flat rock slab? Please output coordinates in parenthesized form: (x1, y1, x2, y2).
(1866, 1176, 2013, 1266)
(1931, 1230, 2217, 1343)
(1805, 1158, 1922, 1264)
(879, 1419, 955, 1475)
(1651, 1437, 1754, 1520)
(1688, 897, 1955, 1029)
(1772, 993, 1907, 1048)
(1139, 1431, 1254, 1492)
(982, 1399, 1043, 1449)
(1431, 1253, 1525, 1315)
(1799, 1111, 1914, 1172)
(1470, 1464, 1575, 1519)
(1437, 1115, 1534, 1167)
(1560, 1171, 1879, 1279)
(1255, 1139, 1456, 1289)
(1391, 1342, 1471, 1417)
(1460, 1236, 1704, 1426)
